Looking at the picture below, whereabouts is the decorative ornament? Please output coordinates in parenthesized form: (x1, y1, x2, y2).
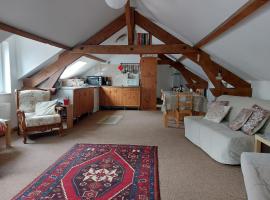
(105, 0, 128, 9)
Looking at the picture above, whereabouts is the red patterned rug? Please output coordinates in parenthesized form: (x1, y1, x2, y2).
(13, 144, 160, 200)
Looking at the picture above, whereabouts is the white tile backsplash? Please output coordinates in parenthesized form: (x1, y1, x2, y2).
(84, 63, 137, 86)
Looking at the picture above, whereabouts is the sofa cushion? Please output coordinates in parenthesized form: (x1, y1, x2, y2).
(229, 108, 253, 131)
(241, 152, 270, 200)
(204, 105, 231, 123)
(185, 116, 254, 164)
(19, 90, 50, 113)
(217, 96, 270, 134)
(242, 105, 270, 135)
(25, 113, 61, 127)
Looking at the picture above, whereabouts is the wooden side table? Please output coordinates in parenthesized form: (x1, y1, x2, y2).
(254, 134, 270, 152)
(1, 119, 11, 148)
(62, 104, 73, 129)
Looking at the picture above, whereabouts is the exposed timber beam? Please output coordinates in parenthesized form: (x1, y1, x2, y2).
(0, 21, 70, 50)
(195, 0, 269, 48)
(72, 44, 198, 55)
(159, 55, 208, 89)
(125, 0, 135, 45)
(210, 88, 252, 97)
(70, 52, 106, 63)
(135, 11, 251, 93)
(24, 14, 126, 88)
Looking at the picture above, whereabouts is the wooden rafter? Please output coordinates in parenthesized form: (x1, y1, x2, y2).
(72, 44, 198, 55)
(195, 0, 269, 48)
(159, 55, 208, 89)
(70, 52, 106, 63)
(125, 0, 135, 45)
(134, 11, 251, 92)
(24, 14, 126, 88)
(0, 21, 70, 50)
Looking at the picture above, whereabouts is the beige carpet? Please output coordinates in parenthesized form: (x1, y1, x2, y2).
(0, 111, 247, 200)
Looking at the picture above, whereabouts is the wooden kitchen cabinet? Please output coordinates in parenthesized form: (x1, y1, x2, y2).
(100, 87, 140, 108)
(140, 57, 157, 110)
(58, 87, 94, 119)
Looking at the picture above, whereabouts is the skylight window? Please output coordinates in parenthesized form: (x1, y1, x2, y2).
(60, 61, 87, 79)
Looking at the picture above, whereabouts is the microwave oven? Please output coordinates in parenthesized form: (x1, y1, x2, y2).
(86, 76, 106, 86)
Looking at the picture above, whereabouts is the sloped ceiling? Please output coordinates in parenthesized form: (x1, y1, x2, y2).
(0, 30, 11, 42)
(136, 0, 249, 44)
(0, 0, 123, 47)
(0, 0, 269, 82)
(203, 3, 270, 81)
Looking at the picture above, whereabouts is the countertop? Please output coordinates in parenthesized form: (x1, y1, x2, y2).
(61, 85, 140, 90)
(61, 86, 99, 90)
(101, 86, 140, 88)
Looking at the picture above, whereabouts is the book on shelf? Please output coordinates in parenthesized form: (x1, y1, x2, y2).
(137, 33, 150, 45)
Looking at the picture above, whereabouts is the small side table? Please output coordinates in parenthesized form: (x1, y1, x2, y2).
(1, 119, 11, 148)
(254, 134, 270, 152)
(61, 104, 73, 129)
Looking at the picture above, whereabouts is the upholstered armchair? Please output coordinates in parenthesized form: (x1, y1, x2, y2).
(16, 89, 63, 144)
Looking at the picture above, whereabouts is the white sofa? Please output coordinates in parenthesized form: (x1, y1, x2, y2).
(241, 152, 270, 200)
(184, 95, 270, 164)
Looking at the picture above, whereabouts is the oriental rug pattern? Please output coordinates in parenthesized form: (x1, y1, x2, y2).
(13, 144, 160, 200)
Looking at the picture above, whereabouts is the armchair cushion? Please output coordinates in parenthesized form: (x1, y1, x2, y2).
(25, 113, 61, 127)
(35, 99, 57, 116)
(19, 90, 50, 113)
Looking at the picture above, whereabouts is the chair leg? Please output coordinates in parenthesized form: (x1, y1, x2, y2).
(17, 126, 21, 136)
(163, 112, 168, 128)
(22, 131, 27, 144)
(175, 111, 180, 128)
(59, 125, 63, 136)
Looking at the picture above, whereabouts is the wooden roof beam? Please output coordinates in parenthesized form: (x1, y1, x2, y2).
(125, 0, 135, 45)
(135, 11, 251, 90)
(195, 0, 269, 48)
(72, 44, 198, 55)
(24, 14, 126, 88)
(0, 21, 70, 50)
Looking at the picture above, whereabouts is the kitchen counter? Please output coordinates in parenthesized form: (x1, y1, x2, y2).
(61, 86, 99, 90)
(101, 85, 140, 88)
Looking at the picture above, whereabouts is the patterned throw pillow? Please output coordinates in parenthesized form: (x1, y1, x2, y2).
(241, 105, 270, 135)
(229, 108, 253, 131)
(204, 105, 231, 123)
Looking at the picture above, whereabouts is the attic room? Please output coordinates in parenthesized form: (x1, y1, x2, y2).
(0, 0, 270, 199)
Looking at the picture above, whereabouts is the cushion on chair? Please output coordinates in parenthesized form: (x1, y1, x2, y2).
(25, 113, 61, 127)
(19, 90, 50, 113)
(35, 100, 57, 116)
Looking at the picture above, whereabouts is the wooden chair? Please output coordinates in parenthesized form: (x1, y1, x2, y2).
(16, 89, 63, 144)
(176, 93, 193, 126)
(161, 90, 179, 128)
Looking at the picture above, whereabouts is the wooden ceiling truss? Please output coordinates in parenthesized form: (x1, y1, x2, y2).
(19, 1, 270, 97)
(134, 11, 252, 97)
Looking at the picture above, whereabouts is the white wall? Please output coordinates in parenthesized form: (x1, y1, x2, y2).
(251, 81, 270, 100)
(15, 35, 62, 79)
(157, 65, 174, 98)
